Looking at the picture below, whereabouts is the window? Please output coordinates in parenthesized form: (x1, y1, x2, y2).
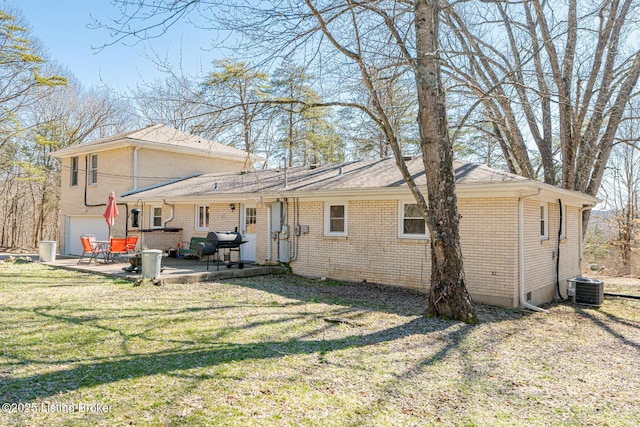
(70, 156, 78, 187)
(560, 205, 567, 239)
(324, 202, 347, 236)
(399, 201, 427, 239)
(89, 154, 98, 185)
(540, 203, 548, 240)
(244, 207, 257, 234)
(151, 206, 162, 228)
(195, 205, 210, 231)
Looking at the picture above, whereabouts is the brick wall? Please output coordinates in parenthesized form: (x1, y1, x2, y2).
(284, 198, 520, 306)
(521, 200, 581, 305)
(282, 196, 582, 308)
(127, 202, 242, 252)
(58, 146, 246, 253)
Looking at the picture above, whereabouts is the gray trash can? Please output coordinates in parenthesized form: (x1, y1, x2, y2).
(38, 241, 57, 262)
(568, 277, 604, 307)
(141, 249, 163, 278)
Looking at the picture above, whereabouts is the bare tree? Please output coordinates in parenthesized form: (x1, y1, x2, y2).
(1, 79, 135, 248)
(133, 74, 223, 138)
(599, 101, 640, 274)
(95, 0, 478, 323)
(441, 0, 640, 230)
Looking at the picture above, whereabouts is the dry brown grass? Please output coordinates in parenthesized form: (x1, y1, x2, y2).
(1, 263, 639, 426)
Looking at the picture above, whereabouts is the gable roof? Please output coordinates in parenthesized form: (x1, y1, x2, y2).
(119, 156, 596, 205)
(51, 124, 260, 162)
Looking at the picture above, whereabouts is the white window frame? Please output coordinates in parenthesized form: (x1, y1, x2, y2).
(398, 200, 428, 239)
(540, 203, 548, 240)
(70, 156, 78, 187)
(150, 206, 163, 229)
(324, 202, 348, 237)
(195, 205, 210, 231)
(89, 154, 98, 185)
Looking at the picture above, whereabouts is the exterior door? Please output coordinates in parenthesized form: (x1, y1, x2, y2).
(241, 204, 257, 262)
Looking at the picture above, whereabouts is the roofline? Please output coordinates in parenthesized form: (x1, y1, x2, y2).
(120, 179, 598, 207)
(50, 138, 263, 162)
(119, 173, 204, 198)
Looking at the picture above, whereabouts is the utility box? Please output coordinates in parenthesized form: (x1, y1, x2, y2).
(271, 202, 283, 232)
(278, 240, 291, 263)
(569, 277, 604, 307)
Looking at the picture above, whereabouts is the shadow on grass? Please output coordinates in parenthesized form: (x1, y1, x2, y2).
(226, 275, 431, 316)
(574, 306, 640, 351)
(1, 269, 530, 405)
(1, 317, 465, 404)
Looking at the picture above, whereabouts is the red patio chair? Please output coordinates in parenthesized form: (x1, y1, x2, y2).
(125, 235, 139, 253)
(108, 237, 128, 262)
(78, 234, 107, 264)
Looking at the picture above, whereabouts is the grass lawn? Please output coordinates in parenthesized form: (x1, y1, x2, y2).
(1, 263, 639, 426)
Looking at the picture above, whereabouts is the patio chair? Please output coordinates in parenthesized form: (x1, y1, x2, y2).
(125, 235, 139, 253)
(108, 237, 128, 262)
(78, 234, 107, 264)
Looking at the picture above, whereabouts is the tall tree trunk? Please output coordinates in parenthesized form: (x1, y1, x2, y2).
(415, 0, 477, 324)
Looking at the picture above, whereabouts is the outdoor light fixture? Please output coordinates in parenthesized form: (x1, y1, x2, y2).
(130, 208, 141, 228)
(230, 204, 236, 212)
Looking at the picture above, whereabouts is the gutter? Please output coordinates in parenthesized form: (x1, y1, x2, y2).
(519, 189, 549, 313)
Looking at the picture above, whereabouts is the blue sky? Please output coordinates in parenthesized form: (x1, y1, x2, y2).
(16, 1, 223, 90)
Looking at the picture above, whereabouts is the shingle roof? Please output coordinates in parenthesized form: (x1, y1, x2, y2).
(120, 156, 528, 200)
(51, 124, 254, 160)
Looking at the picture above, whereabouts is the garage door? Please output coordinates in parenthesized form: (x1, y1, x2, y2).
(66, 216, 109, 255)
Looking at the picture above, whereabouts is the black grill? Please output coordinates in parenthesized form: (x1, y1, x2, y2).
(196, 231, 246, 270)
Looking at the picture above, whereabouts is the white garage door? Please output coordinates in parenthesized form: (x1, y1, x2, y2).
(66, 216, 109, 255)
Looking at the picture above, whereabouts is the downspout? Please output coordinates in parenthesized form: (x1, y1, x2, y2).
(519, 189, 549, 313)
(161, 199, 174, 228)
(579, 203, 597, 276)
(290, 198, 299, 262)
(133, 145, 141, 190)
(555, 199, 565, 301)
(267, 203, 272, 262)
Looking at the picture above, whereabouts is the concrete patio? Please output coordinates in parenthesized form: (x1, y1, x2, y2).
(40, 254, 280, 284)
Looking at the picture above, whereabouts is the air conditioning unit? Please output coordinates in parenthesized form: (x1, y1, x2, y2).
(569, 277, 604, 307)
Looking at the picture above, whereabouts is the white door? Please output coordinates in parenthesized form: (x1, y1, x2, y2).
(240, 204, 257, 262)
(67, 216, 109, 255)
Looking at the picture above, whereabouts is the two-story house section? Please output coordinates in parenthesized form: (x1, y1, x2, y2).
(51, 124, 257, 255)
